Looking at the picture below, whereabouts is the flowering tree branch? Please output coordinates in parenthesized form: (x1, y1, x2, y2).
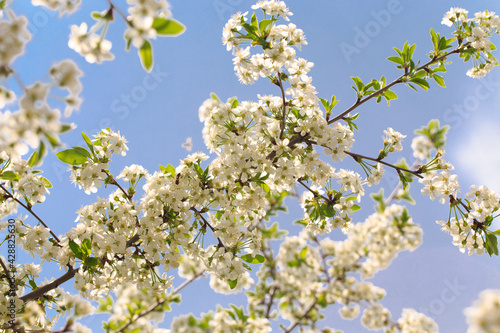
(345, 151, 423, 179)
(327, 44, 468, 125)
(0, 183, 61, 244)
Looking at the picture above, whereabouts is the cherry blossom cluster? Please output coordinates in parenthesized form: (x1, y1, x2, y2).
(0, 10, 83, 161)
(0, 245, 94, 330)
(0, 62, 83, 160)
(69, 129, 128, 194)
(172, 203, 434, 332)
(442, 8, 500, 78)
(31, 0, 185, 69)
(417, 147, 500, 255)
(31, 0, 81, 16)
(2, 1, 500, 331)
(465, 289, 500, 333)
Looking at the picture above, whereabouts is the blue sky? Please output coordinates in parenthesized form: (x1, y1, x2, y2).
(7, 0, 500, 331)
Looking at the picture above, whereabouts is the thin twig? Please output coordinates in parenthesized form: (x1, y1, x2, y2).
(345, 151, 423, 179)
(105, 0, 129, 23)
(327, 46, 465, 125)
(297, 180, 330, 202)
(385, 159, 420, 204)
(0, 183, 61, 244)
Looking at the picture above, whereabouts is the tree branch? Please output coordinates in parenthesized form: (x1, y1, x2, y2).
(327, 45, 465, 125)
(345, 151, 423, 179)
(0, 183, 61, 244)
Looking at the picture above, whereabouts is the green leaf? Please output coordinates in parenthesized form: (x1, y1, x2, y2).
(40, 177, 52, 189)
(27, 151, 39, 168)
(231, 98, 239, 108)
(73, 147, 91, 159)
(125, 36, 132, 51)
(210, 92, 221, 102)
(37, 141, 47, 163)
(91, 11, 103, 20)
(408, 43, 416, 59)
(60, 123, 73, 133)
(82, 132, 95, 156)
(0, 170, 20, 181)
(165, 164, 176, 177)
(383, 90, 397, 105)
(242, 262, 252, 271)
(139, 40, 153, 73)
(44, 132, 60, 148)
(28, 279, 37, 289)
(299, 247, 307, 260)
(56, 148, 89, 165)
(152, 17, 185, 36)
(322, 204, 335, 218)
(351, 204, 361, 211)
(68, 240, 83, 260)
(240, 254, 266, 264)
(409, 78, 430, 91)
(194, 164, 203, 178)
(492, 228, 500, 237)
(250, 12, 258, 30)
(433, 74, 445, 87)
(81, 238, 92, 258)
(430, 28, 439, 50)
(486, 233, 499, 256)
(259, 19, 274, 34)
(319, 97, 331, 112)
(228, 278, 238, 289)
(84, 257, 100, 267)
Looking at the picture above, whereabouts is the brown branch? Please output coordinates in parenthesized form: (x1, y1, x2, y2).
(345, 151, 423, 179)
(0, 257, 14, 284)
(297, 180, 330, 202)
(191, 208, 228, 251)
(20, 266, 77, 302)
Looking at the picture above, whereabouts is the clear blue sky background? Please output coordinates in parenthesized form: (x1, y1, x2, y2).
(7, 0, 500, 332)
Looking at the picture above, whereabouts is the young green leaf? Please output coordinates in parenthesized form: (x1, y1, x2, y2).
(73, 147, 91, 159)
(152, 17, 185, 36)
(240, 254, 267, 264)
(433, 74, 445, 87)
(0, 170, 20, 181)
(56, 148, 89, 165)
(40, 177, 52, 189)
(165, 164, 176, 177)
(486, 233, 499, 256)
(27, 151, 39, 168)
(68, 240, 83, 260)
(228, 278, 238, 289)
(139, 40, 153, 72)
(82, 132, 95, 156)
